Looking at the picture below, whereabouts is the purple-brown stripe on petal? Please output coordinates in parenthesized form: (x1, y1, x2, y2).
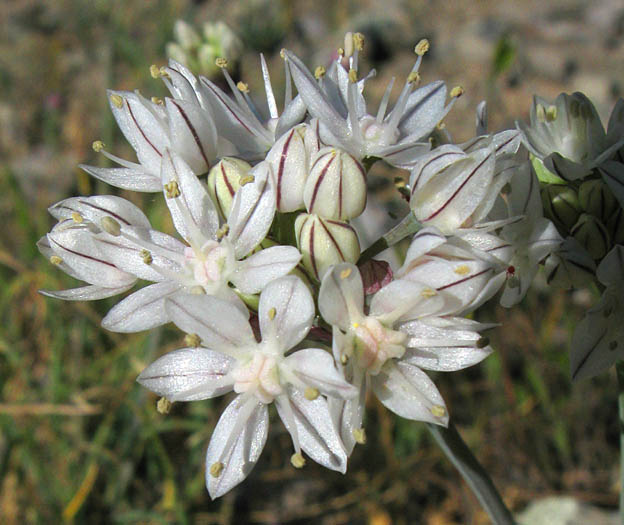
(170, 100, 210, 169)
(309, 152, 336, 214)
(126, 99, 162, 157)
(277, 128, 295, 210)
(436, 267, 493, 292)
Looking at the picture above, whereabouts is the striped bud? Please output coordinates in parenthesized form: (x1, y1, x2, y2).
(303, 147, 367, 220)
(578, 179, 618, 224)
(540, 185, 581, 233)
(265, 124, 309, 212)
(295, 213, 360, 280)
(207, 157, 251, 219)
(570, 213, 611, 260)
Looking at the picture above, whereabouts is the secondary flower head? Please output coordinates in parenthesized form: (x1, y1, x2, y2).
(137, 275, 356, 498)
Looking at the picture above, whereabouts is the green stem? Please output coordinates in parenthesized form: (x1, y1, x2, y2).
(617, 360, 624, 523)
(427, 421, 515, 525)
(358, 212, 422, 263)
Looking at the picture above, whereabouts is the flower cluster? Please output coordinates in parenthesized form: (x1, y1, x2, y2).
(518, 94, 624, 380)
(40, 32, 568, 498)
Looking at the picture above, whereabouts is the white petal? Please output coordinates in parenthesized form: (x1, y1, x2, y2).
(205, 397, 268, 499)
(258, 275, 314, 352)
(285, 348, 358, 399)
(398, 81, 447, 138)
(398, 226, 447, 275)
(79, 164, 162, 192)
(166, 294, 255, 355)
(369, 279, 447, 325)
(227, 161, 276, 258)
(161, 151, 219, 243)
(371, 361, 448, 425)
(328, 365, 366, 456)
(101, 281, 181, 332)
(318, 263, 364, 331)
(276, 388, 348, 473)
(230, 246, 301, 294)
(49, 195, 151, 229)
(137, 347, 234, 400)
(39, 283, 134, 301)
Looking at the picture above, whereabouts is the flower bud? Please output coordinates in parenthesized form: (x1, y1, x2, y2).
(540, 185, 581, 233)
(207, 157, 251, 219)
(173, 20, 201, 50)
(265, 124, 309, 212)
(295, 213, 360, 280)
(303, 147, 367, 220)
(578, 179, 618, 223)
(570, 213, 611, 260)
(544, 237, 596, 289)
(607, 207, 624, 245)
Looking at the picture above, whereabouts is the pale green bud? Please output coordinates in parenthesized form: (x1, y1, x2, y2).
(303, 147, 367, 221)
(295, 213, 360, 280)
(207, 157, 251, 219)
(578, 179, 618, 223)
(173, 20, 201, 50)
(541, 185, 581, 233)
(570, 213, 611, 260)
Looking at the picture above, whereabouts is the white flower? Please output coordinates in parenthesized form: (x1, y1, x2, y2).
(319, 263, 493, 454)
(570, 245, 624, 381)
(137, 276, 357, 498)
(517, 92, 624, 181)
(285, 35, 455, 167)
(81, 82, 220, 192)
(42, 152, 301, 333)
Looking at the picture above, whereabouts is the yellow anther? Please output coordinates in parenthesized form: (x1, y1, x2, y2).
(216, 224, 230, 240)
(150, 64, 161, 79)
(71, 212, 83, 223)
(190, 286, 206, 295)
(280, 48, 286, 60)
(291, 453, 306, 469)
(314, 66, 326, 80)
(164, 180, 181, 199)
(159, 66, 170, 79)
(450, 86, 464, 98)
(430, 404, 446, 418)
(140, 249, 153, 265)
(394, 177, 406, 189)
(476, 336, 490, 349)
(92, 140, 105, 152)
(407, 71, 420, 85)
(352, 322, 360, 329)
(268, 307, 276, 320)
(337, 47, 344, 57)
(454, 264, 471, 275)
(304, 387, 320, 400)
(49, 255, 63, 266)
(352, 428, 367, 445)
(415, 39, 430, 56)
(348, 68, 358, 83)
(215, 57, 228, 68)
(239, 174, 255, 186)
(421, 288, 437, 298)
(546, 105, 558, 122)
(340, 267, 352, 279)
(100, 216, 121, 236)
(535, 103, 546, 123)
(157, 397, 172, 414)
(340, 354, 349, 365)
(110, 93, 124, 109)
(437, 121, 446, 130)
(184, 333, 202, 348)
(236, 81, 249, 93)
(353, 32, 365, 51)
(151, 96, 164, 105)
(344, 32, 354, 58)
(209, 462, 224, 478)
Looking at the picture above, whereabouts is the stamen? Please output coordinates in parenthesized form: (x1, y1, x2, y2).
(376, 77, 395, 123)
(348, 68, 358, 83)
(546, 105, 557, 122)
(92, 140, 105, 152)
(352, 428, 366, 444)
(184, 333, 202, 347)
(215, 57, 228, 69)
(421, 288, 437, 298)
(454, 264, 470, 275)
(314, 66, 326, 80)
(157, 397, 172, 414)
(71, 212, 83, 224)
(151, 96, 164, 105)
(304, 387, 319, 400)
(239, 174, 255, 186)
(109, 93, 124, 109)
(353, 32, 365, 51)
(209, 462, 224, 477)
(279, 48, 286, 60)
(430, 405, 446, 418)
(237, 81, 249, 93)
(164, 181, 181, 199)
(216, 224, 230, 240)
(344, 32, 354, 59)
(352, 322, 360, 329)
(159, 66, 170, 79)
(140, 249, 153, 265)
(476, 337, 490, 349)
(268, 307, 276, 320)
(415, 39, 430, 56)
(535, 103, 546, 123)
(407, 71, 420, 85)
(337, 47, 344, 57)
(100, 216, 121, 236)
(150, 64, 161, 79)
(450, 86, 464, 98)
(291, 453, 306, 469)
(50, 255, 63, 265)
(340, 354, 349, 365)
(260, 53, 279, 120)
(340, 267, 352, 279)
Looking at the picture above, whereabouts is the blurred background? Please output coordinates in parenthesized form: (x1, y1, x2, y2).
(1, 0, 624, 523)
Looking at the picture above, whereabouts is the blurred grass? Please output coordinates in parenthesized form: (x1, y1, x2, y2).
(0, 0, 621, 523)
